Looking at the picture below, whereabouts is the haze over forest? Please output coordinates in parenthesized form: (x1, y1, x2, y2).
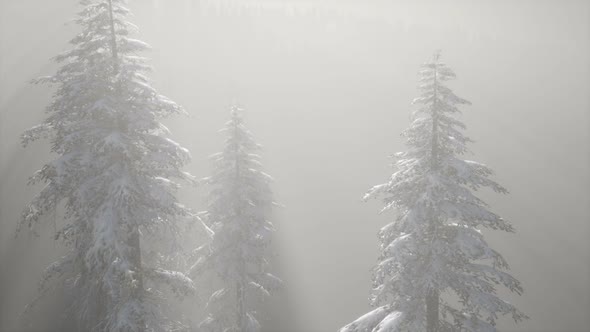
(1, 1, 589, 332)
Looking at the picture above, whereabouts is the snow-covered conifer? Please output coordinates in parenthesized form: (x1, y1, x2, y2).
(340, 51, 526, 332)
(190, 106, 281, 332)
(19, 1, 195, 331)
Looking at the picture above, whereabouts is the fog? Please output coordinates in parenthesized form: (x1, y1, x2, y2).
(1, 0, 589, 331)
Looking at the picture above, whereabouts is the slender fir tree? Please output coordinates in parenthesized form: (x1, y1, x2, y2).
(19, 1, 195, 331)
(190, 106, 281, 332)
(340, 51, 526, 332)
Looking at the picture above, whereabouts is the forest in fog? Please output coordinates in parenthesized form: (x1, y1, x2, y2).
(0, 1, 589, 332)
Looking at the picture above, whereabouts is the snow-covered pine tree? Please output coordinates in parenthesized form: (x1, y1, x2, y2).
(340, 51, 527, 332)
(19, 1, 195, 331)
(190, 106, 281, 332)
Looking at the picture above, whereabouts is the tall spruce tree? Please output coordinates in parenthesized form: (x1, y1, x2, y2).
(190, 106, 281, 332)
(19, 1, 195, 331)
(340, 51, 526, 332)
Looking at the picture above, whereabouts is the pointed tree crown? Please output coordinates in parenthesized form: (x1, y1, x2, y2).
(19, 1, 195, 331)
(341, 51, 526, 332)
(192, 106, 280, 332)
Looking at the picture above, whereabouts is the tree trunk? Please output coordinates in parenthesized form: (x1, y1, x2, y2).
(426, 289, 439, 332)
(431, 53, 440, 170)
(95, 281, 107, 331)
(129, 225, 145, 332)
(233, 111, 244, 330)
(427, 54, 440, 332)
(237, 281, 245, 330)
(107, 0, 119, 73)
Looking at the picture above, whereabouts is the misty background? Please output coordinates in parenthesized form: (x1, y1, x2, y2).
(1, 0, 589, 331)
